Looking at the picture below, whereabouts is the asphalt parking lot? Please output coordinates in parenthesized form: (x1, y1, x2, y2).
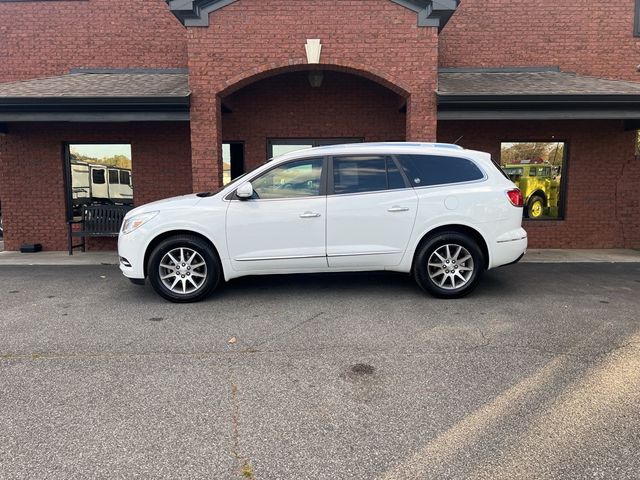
(1, 263, 639, 479)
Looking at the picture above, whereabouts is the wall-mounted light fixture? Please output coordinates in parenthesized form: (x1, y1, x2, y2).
(308, 71, 324, 88)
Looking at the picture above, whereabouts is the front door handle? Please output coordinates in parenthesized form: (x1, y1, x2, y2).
(300, 211, 321, 218)
(387, 206, 410, 212)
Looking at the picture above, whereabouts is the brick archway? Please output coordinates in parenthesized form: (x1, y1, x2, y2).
(218, 61, 411, 99)
(220, 67, 409, 174)
(188, 60, 434, 192)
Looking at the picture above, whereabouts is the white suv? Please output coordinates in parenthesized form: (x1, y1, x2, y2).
(118, 143, 527, 302)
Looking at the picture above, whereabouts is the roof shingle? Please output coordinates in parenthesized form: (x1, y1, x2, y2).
(438, 70, 640, 96)
(0, 72, 190, 98)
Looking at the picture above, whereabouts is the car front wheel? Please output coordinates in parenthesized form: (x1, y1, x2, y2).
(148, 234, 221, 303)
(413, 232, 485, 299)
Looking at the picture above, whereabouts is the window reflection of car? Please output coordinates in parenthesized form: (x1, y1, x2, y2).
(119, 143, 528, 303)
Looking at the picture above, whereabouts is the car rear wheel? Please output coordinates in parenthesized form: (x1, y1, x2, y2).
(148, 234, 221, 303)
(413, 232, 485, 299)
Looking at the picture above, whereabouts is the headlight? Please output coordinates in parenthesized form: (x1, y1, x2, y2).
(121, 211, 159, 235)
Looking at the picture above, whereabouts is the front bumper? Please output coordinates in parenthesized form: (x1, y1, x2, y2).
(118, 230, 146, 280)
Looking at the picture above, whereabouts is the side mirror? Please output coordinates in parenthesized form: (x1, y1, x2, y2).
(236, 182, 254, 199)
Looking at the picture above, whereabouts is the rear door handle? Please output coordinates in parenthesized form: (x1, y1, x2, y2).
(387, 206, 410, 212)
(300, 211, 321, 218)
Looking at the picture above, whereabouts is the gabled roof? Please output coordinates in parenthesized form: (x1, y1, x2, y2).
(438, 68, 640, 120)
(0, 70, 190, 122)
(165, 0, 460, 30)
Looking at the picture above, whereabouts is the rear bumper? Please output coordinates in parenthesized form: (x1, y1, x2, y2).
(490, 229, 528, 269)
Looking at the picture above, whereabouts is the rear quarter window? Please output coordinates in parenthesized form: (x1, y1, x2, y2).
(396, 154, 485, 187)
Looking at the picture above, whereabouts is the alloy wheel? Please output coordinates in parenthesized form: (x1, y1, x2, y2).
(159, 247, 208, 295)
(427, 244, 474, 290)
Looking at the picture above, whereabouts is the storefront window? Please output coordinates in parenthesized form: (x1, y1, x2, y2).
(500, 142, 566, 220)
(66, 144, 133, 219)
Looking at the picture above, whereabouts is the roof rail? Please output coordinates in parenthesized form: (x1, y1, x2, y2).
(310, 142, 464, 151)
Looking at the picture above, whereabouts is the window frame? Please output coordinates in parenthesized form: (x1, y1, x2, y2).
(499, 139, 570, 222)
(635, 0, 640, 37)
(327, 155, 411, 196)
(228, 156, 328, 201)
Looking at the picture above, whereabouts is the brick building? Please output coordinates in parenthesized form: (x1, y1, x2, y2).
(0, 0, 639, 251)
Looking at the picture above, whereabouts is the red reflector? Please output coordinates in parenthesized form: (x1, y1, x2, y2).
(506, 189, 524, 207)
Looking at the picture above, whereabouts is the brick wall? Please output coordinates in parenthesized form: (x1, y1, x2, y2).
(441, 0, 640, 82)
(0, 123, 192, 251)
(438, 120, 640, 249)
(222, 71, 406, 170)
(0, 0, 187, 83)
(188, 0, 439, 192)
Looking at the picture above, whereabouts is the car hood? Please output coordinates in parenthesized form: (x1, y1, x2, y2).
(126, 194, 203, 217)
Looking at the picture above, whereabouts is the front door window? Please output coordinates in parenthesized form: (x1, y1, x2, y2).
(251, 158, 323, 199)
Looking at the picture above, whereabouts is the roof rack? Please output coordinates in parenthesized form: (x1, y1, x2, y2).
(310, 142, 464, 151)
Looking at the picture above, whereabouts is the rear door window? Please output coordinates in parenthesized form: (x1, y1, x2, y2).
(332, 156, 408, 194)
(396, 154, 484, 187)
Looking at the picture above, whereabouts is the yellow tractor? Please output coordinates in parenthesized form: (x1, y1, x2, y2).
(502, 161, 561, 219)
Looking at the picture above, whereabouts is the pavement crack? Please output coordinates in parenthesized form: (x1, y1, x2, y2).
(230, 381, 255, 479)
(248, 311, 325, 350)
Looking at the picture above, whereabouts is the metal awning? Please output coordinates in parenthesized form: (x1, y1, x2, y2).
(0, 69, 190, 122)
(437, 68, 640, 120)
(3, 67, 640, 123)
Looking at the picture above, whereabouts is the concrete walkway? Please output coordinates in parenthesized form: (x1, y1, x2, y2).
(0, 248, 638, 266)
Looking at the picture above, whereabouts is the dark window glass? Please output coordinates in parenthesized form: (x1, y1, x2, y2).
(120, 170, 131, 186)
(251, 158, 323, 199)
(387, 158, 406, 190)
(92, 169, 105, 185)
(108, 169, 119, 184)
(529, 167, 537, 177)
(396, 155, 484, 187)
(333, 156, 387, 194)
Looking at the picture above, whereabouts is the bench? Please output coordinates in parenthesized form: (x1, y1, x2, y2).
(68, 204, 132, 255)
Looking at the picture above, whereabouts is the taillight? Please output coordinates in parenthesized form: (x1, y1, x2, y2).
(506, 189, 524, 207)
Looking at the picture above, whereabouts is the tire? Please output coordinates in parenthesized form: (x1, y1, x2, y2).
(413, 232, 485, 299)
(525, 195, 545, 219)
(148, 234, 222, 303)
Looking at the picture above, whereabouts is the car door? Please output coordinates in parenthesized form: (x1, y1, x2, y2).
(326, 155, 418, 268)
(226, 157, 328, 272)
